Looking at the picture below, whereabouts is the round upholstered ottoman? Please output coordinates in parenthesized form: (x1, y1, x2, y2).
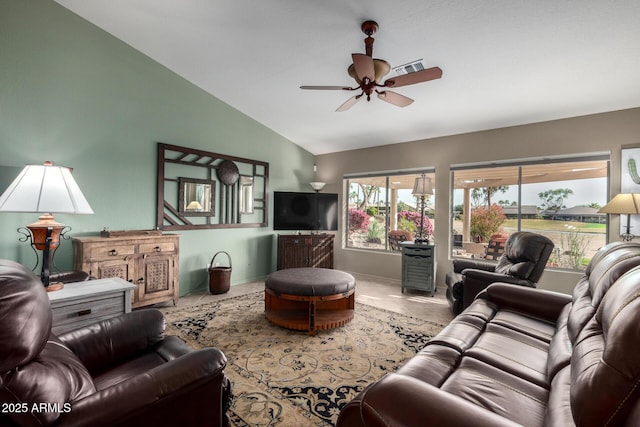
(265, 268, 356, 336)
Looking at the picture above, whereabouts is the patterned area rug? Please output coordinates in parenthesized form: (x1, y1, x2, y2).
(164, 291, 446, 426)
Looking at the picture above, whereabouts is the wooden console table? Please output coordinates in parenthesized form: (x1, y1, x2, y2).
(48, 277, 136, 335)
(72, 233, 180, 308)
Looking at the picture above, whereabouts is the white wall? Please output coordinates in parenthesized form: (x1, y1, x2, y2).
(315, 108, 640, 294)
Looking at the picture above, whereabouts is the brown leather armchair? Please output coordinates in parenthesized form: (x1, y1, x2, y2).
(0, 259, 232, 427)
(445, 231, 554, 315)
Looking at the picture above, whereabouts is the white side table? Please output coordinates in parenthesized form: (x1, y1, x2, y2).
(48, 277, 137, 335)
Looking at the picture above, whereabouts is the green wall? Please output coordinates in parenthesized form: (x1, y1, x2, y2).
(0, 0, 314, 294)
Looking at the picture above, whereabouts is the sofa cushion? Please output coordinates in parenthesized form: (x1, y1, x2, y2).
(545, 304, 573, 380)
(441, 357, 548, 426)
(543, 365, 574, 426)
(490, 309, 557, 343)
(395, 344, 461, 387)
(427, 313, 486, 353)
(93, 336, 193, 390)
(465, 323, 550, 388)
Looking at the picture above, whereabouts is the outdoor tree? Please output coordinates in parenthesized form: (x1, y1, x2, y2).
(471, 186, 509, 207)
(470, 204, 506, 242)
(538, 188, 574, 214)
(350, 184, 380, 211)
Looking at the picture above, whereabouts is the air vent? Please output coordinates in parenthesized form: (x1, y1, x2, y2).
(391, 59, 425, 76)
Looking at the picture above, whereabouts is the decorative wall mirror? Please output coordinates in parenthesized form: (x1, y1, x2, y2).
(239, 176, 254, 214)
(179, 178, 215, 216)
(157, 143, 269, 230)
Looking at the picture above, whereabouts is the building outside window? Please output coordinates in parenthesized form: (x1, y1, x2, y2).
(451, 153, 609, 270)
(344, 170, 435, 252)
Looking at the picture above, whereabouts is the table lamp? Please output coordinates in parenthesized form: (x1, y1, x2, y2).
(412, 174, 433, 244)
(0, 161, 94, 290)
(598, 193, 640, 241)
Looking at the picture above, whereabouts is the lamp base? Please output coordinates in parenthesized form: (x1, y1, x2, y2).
(45, 282, 64, 292)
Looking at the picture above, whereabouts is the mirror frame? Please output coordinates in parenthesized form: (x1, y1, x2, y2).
(178, 177, 215, 217)
(156, 142, 269, 230)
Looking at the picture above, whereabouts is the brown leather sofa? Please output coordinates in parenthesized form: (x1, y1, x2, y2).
(338, 241, 640, 426)
(445, 231, 554, 315)
(0, 259, 232, 427)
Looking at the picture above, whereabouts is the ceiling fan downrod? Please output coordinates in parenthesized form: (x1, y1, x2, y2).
(361, 20, 378, 57)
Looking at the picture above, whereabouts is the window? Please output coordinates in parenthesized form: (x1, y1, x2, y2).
(451, 154, 609, 270)
(345, 170, 435, 252)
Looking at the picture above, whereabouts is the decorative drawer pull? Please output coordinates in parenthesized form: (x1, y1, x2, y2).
(154, 246, 161, 252)
(137, 277, 144, 284)
(77, 309, 92, 316)
(109, 249, 118, 256)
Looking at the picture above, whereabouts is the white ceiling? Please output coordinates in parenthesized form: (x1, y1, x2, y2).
(55, 0, 640, 155)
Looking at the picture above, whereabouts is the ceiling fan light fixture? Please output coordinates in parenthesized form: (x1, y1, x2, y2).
(347, 58, 390, 83)
(300, 20, 442, 111)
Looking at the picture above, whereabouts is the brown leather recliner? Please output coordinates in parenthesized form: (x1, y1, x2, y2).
(445, 231, 554, 315)
(0, 259, 232, 427)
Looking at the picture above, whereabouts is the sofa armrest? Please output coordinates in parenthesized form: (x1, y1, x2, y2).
(477, 283, 572, 322)
(453, 258, 497, 274)
(58, 309, 166, 374)
(353, 374, 522, 427)
(55, 348, 228, 427)
(457, 269, 530, 310)
(462, 269, 535, 287)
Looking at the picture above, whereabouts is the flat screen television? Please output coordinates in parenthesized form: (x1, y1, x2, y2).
(273, 191, 338, 231)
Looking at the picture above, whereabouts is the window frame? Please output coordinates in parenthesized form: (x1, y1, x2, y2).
(450, 152, 610, 270)
(344, 167, 436, 253)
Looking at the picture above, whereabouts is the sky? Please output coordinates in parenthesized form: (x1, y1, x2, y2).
(397, 177, 608, 209)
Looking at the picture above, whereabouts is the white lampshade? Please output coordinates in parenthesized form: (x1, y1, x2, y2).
(412, 175, 433, 196)
(598, 193, 640, 214)
(0, 162, 93, 214)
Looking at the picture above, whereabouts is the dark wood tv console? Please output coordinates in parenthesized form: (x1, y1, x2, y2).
(277, 234, 334, 270)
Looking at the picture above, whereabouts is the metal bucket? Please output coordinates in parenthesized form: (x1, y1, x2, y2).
(208, 251, 231, 294)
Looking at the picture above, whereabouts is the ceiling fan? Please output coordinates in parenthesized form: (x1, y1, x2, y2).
(300, 20, 443, 112)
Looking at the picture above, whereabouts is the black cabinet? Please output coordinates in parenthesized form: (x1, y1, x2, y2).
(401, 243, 435, 296)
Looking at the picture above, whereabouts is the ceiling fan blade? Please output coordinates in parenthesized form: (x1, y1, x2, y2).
(300, 85, 353, 90)
(377, 91, 414, 107)
(336, 95, 362, 112)
(352, 53, 375, 82)
(384, 66, 443, 88)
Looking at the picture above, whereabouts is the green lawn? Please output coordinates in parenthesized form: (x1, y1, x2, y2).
(502, 219, 606, 233)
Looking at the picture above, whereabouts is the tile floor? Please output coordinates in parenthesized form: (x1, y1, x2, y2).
(170, 272, 454, 326)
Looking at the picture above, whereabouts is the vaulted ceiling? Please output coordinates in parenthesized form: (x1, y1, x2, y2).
(55, 0, 640, 155)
